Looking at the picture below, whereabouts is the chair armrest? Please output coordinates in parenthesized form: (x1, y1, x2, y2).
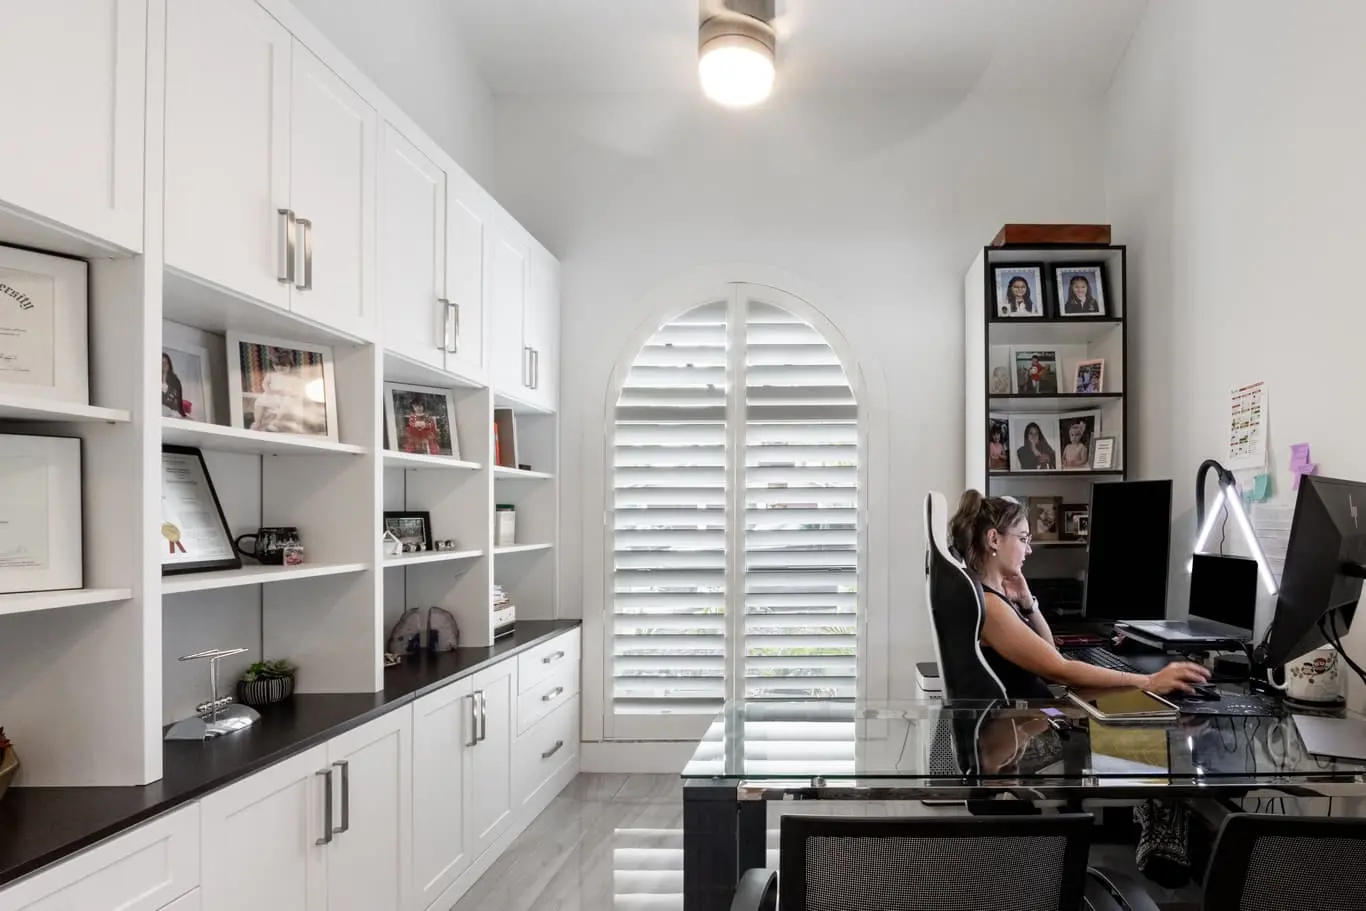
(731, 868, 777, 911)
(1086, 866, 1163, 911)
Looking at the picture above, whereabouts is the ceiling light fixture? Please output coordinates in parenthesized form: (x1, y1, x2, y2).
(698, 0, 776, 108)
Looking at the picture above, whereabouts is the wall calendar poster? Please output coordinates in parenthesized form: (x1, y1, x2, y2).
(1228, 381, 1268, 470)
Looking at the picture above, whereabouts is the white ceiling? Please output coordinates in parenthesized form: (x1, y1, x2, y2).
(451, 0, 1149, 97)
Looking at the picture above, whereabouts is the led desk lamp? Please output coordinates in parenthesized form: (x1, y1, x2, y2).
(1190, 459, 1279, 595)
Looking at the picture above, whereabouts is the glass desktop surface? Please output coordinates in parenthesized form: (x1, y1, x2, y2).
(679, 699, 1366, 784)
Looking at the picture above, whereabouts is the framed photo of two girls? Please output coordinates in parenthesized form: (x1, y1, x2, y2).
(992, 263, 1109, 319)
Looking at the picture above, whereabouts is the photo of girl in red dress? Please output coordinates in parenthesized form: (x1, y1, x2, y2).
(384, 384, 460, 458)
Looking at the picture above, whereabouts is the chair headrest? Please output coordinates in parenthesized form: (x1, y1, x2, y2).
(924, 491, 963, 568)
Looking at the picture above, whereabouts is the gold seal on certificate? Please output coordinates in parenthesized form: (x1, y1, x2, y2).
(161, 445, 241, 576)
(0, 244, 89, 407)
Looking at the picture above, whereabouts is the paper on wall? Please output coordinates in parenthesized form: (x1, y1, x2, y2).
(1227, 381, 1268, 470)
(1289, 441, 1319, 490)
(1251, 501, 1293, 585)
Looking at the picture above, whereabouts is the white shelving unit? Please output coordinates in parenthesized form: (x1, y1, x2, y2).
(163, 418, 370, 456)
(492, 465, 553, 480)
(494, 543, 554, 556)
(382, 451, 482, 471)
(161, 562, 372, 595)
(382, 550, 483, 568)
(0, 394, 131, 424)
(0, 588, 135, 618)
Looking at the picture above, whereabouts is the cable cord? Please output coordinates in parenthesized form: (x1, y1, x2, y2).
(1323, 613, 1366, 688)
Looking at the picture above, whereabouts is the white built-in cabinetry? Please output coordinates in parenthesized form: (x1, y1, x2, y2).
(489, 222, 559, 411)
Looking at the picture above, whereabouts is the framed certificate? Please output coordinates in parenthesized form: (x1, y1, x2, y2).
(0, 244, 89, 407)
(161, 445, 240, 575)
(0, 434, 83, 594)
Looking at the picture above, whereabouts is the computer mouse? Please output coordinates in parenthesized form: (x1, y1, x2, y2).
(1188, 684, 1221, 701)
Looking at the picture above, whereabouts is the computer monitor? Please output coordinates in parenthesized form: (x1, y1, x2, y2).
(1083, 479, 1173, 622)
(1256, 474, 1366, 667)
(1189, 554, 1257, 630)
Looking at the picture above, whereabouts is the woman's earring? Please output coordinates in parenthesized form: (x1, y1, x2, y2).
(990, 546, 998, 556)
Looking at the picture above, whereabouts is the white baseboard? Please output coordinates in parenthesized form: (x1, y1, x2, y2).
(580, 740, 696, 773)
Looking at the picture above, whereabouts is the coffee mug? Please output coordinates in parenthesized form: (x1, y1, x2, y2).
(1268, 645, 1345, 704)
(235, 526, 301, 566)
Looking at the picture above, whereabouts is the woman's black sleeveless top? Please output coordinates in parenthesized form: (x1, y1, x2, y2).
(979, 583, 1053, 699)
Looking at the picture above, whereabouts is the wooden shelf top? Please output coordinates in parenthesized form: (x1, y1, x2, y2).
(0, 587, 133, 617)
(0, 394, 131, 424)
(162, 562, 369, 595)
(162, 418, 368, 456)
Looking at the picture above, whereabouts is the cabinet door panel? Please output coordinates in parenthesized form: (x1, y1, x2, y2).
(444, 177, 485, 379)
(412, 677, 474, 907)
(326, 710, 410, 911)
(525, 247, 560, 411)
(288, 41, 377, 339)
(489, 233, 527, 396)
(380, 126, 446, 370)
(165, 0, 290, 309)
(468, 662, 515, 856)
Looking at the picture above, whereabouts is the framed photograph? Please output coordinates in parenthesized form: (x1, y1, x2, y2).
(162, 338, 214, 423)
(226, 332, 337, 440)
(1009, 415, 1061, 471)
(988, 347, 1012, 394)
(992, 264, 1046, 319)
(161, 444, 240, 575)
(1061, 504, 1090, 542)
(1058, 411, 1101, 470)
(1052, 263, 1108, 317)
(384, 383, 460, 458)
(1073, 358, 1104, 394)
(1010, 346, 1061, 395)
(0, 243, 89, 407)
(384, 511, 433, 553)
(1092, 436, 1117, 470)
(988, 417, 1011, 472)
(1027, 496, 1062, 543)
(0, 434, 82, 593)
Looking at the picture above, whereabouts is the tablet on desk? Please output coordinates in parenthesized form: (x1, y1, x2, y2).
(1068, 688, 1181, 724)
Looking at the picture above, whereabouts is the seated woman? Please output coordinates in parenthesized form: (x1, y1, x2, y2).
(948, 490, 1209, 698)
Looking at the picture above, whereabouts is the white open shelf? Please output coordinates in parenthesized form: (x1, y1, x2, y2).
(162, 561, 370, 595)
(383, 549, 483, 568)
(162, 418, 368, 456)
(0, 393, 131, 424)
(382, 349, 486, 391)
(383, 451, 482, 472)
(0, 587, 134, 617)
(494, 543, 554, 556)
(493, 465, 553, 480)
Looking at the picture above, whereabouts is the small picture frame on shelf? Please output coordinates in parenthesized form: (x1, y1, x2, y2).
(1010, 346, 1061, 395)
(992, 264, 1046, 319)
(988, 417, 1010, 472)
(1073, 358, 1104, 394)
(0, 434, 83, 593)
(1009, 415, 1061, 471)
(1058, 411, 1101, 470)
(0, 243, 89, 407)
(1051, 263, 1109, 317)
(161, 335, 215, 423)
(1061, 504, 1090, 542)
(161, 444, 241, 576)
(988, 346, 1012, 394)
(1092, 436, 1117, 470)
(384, 382, 460, 458)
(226, 332, 338, 441)
(1027, 496, 1062, 543)
(383, 511, 433, 553)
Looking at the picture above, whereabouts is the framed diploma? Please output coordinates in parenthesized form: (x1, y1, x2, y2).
(161, 445, 240, 575)
(0, 244, 89, 407)
(0, 434, 83, 594)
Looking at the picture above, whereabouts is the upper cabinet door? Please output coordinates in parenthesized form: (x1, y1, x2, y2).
(165, 0, 291, 310)
(489, 229, 528, 398)
(380, 125, 447, 371)
(0, 0, 145, 250)
(524, 247, 560, 412)
(287, 41, 377, 340)
(444, 171, 486, 381)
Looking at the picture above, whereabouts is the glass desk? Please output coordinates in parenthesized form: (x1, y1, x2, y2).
(679, 698, 1366, 911)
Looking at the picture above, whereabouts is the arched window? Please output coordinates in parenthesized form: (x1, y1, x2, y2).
(610, 284, 860, 735)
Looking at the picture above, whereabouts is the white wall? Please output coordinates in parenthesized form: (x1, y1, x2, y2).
(494, 90, 1109, 733)
(1106, 0, 1366, 695)
(289, 0, 495, 187)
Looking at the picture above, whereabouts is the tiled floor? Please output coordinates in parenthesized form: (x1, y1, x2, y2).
(451, 773, 1201, 910)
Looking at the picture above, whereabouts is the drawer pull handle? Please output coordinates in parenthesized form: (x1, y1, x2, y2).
(541, 740, 565, 760)
(315, 768, 334, 846)
(542, 686, 564, 703)
(542, 650, 565, 665)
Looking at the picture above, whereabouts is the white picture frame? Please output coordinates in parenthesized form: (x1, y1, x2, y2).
(162, 322, 216, 424)
(1057, 411, 1102, 471)
(1008, 415, 1062, 472)
(0, 434, 83, 594)
(0, 244, 89, 407)
(384, 382, 461, 458)
(226, 331, 338, 441)
(1008, 346, 1062, 395)
(1092, 436, 1118, 471)
(992, 264, 1046, 319)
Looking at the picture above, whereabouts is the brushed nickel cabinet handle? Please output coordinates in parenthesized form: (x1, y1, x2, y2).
(531, 348, 539, 389)
(541, 740, 564, 760)
(315, 768, 334, 846)
(277, 208, 296, 284)
(295, 217, 313, 291)
(542, 686, 564, 703)
(477, 690, 488, 743)
(332, 760, 350, 834)
(466, 693, 479, 747)
(542, 650, 565, 665)
(450, 301, 461, 354)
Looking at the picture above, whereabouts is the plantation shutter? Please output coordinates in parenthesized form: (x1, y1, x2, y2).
(611, 288, 859, 730)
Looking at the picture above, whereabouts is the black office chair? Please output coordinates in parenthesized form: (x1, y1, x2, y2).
(730, 814, 1142, 911)
(1201, 813, 1366, 910)
(924, 491, 1008, 701)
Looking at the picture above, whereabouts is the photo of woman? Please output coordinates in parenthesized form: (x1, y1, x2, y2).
(161, 342, 212, 422)
(1052, 265, 1108, 317)
(1011, 419, 1058, 471)
(161, 353, 184, 418)
(1058, 412, 1099, 470)
(988, 418, 1010, 471)
(993, 265, 1045, 319)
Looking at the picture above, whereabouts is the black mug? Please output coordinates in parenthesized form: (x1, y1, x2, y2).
(235, 526, 300, 565)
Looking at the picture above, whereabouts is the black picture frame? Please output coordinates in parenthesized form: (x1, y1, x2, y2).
(383, 510, 433, 552)
(1061, 504, 1090, 542)
(1050, 262, 1110, 318)
(161, 444, 242, 575)
(990, 263, 1048, 320)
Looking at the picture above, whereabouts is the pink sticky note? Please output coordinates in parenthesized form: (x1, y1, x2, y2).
(1290, 442, 1312, 468)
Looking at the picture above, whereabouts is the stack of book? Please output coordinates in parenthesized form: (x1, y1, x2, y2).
(492, 584, 516, 639)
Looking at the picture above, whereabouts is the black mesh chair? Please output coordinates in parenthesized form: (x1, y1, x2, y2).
(1200, 813, 1366, 910)
(923, 491, 1007, 702)
(730, 814, 1139, 911)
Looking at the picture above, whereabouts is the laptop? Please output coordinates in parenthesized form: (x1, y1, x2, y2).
(1119, 554, 1258, 644)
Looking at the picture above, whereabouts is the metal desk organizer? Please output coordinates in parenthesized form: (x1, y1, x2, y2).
(165, 647, 261, 740)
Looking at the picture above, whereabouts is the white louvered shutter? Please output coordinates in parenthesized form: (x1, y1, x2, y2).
(611, 288, 859, 734)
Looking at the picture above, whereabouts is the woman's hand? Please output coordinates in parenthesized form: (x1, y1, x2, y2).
(1141, 662, 1211, 695)
(1001, 571, 1033, 607)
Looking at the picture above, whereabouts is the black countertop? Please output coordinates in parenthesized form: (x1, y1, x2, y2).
(0, 619, 580, 889)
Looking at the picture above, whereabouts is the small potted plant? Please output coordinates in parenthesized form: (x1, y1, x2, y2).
(0, 728, 18, 802)
(237, 659, 296, 707)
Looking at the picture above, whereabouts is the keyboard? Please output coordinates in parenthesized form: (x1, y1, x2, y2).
(1173, 693, 1283, 717)
(1063, 646, 1137, 673)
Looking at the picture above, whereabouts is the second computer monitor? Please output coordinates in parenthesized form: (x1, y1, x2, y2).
(1083, 479, 1173, 622)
